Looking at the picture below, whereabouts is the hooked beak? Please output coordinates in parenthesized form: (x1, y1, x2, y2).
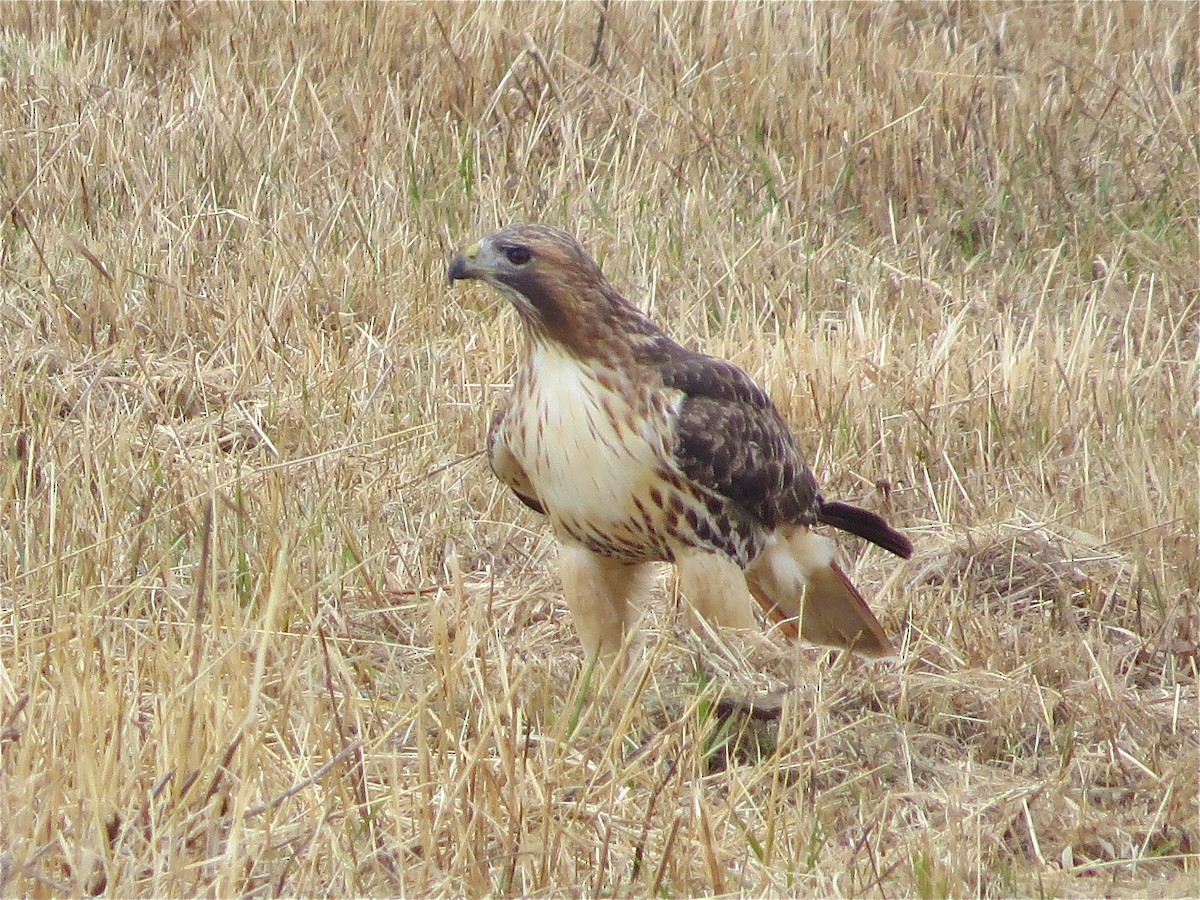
(447, 241, 483, 284)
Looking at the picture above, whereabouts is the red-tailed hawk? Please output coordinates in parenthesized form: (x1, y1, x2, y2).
(449, 225, 912, 660)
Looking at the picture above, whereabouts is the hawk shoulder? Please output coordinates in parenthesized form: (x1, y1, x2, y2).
(651, 343, 820, 530)
(488, 405, 545, 515)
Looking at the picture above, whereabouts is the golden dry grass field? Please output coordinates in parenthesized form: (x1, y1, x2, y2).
(1, 2, 1197, 896)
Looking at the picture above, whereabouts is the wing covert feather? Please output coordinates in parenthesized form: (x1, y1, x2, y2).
(656, 347, 820, 529)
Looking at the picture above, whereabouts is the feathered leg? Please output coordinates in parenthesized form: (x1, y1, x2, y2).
(675, 548, 757, 631)
(744, 527, 894, 657)
(558, 543, 653, 660)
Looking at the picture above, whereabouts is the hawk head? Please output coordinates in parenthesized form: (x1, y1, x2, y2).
(448, 224, 655, 357)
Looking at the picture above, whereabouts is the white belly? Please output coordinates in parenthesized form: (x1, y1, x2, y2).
(511, 347, 670, 550)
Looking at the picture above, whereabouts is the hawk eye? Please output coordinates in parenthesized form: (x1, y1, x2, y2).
(504, 245, 532, 266)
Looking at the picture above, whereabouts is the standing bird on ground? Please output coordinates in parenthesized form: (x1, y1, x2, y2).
(448, 225, 911, 661)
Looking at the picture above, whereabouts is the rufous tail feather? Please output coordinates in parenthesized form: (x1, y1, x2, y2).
(744, 527, 894, 658)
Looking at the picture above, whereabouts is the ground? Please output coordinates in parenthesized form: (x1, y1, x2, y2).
(0, 2, 1196, 897)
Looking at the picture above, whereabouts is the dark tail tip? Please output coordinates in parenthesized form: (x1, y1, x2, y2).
(818, 500, 913, 559)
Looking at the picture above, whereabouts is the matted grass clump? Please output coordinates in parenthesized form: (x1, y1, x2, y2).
(1, 3, 1196, 896)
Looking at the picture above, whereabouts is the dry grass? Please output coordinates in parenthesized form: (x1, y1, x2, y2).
(1, 1, 1197, 896)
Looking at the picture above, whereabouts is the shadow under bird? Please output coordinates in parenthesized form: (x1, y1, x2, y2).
(448, 224, 912, 660)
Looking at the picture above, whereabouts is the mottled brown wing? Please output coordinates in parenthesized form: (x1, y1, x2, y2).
(487, 406, 545, 515)
(655, 345, 820, 529)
